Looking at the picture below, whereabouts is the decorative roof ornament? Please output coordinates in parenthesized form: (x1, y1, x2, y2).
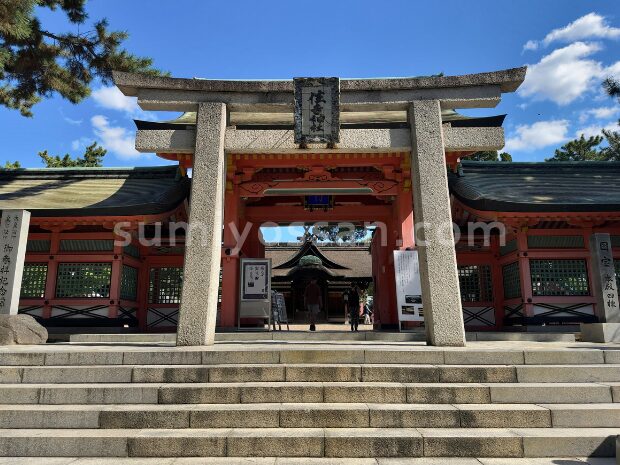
(299, 255, 323, 267)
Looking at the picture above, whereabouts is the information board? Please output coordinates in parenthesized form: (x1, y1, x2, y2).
(241, 259, 270, 301)
(238, 258, 272, 329)
(393, 250, 424, 323)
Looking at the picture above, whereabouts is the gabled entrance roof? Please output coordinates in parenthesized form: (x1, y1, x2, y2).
(274, 240, 349, 270)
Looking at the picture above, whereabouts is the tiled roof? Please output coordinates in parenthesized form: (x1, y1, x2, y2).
(449, 161, 620, 212)
(0, 166, 189, 217)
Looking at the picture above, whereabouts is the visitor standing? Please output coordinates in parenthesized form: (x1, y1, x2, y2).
(304, 278, 322, 332)
(348, 284, 361, 332)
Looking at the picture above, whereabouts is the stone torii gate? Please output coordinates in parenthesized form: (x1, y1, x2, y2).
(113, 67, 527, 347)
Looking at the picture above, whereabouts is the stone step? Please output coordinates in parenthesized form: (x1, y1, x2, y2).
(3, 364, 620, 384)
(0, 458, 614, 465)
(0, 428, 616, 457)
(2, 403, 619, 430)
(9, 402, 611, 429)
(0, 382, 615, 405)
(0, 347, 616, 367)
(68, 331, 577, 344)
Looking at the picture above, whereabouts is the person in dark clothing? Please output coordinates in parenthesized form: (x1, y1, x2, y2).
(304, 278, 322, 332)
(348, 284, 361, 332)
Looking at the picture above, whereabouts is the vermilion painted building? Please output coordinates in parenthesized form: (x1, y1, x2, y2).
(4, 67, 619, 337)
(4, 159, 620, 334)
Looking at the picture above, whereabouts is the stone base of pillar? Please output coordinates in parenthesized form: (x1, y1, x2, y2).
(580, 323, 620, 342)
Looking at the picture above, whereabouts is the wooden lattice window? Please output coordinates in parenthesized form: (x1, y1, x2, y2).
(120, 265, 139, 301)
(59, 239, 114, 252)
(21, 264, 48, 298)
(458, 265, 493, 302)
(527, 235, 585, 249)
(55, 263, 112, 298)
(26, 240, 51, 253)
(530, 259, 589, 297)
(148, 267, 183, 304)
(502, 262, 521, 300)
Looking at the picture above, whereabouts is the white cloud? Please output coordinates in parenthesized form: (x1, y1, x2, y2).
(543, 13, 620, 46)
(92, 86, 139, 114)
(575, 120, 619, 138)
(579, 106, 620, 122)
(606, 60, 620, 78)
(91, 115, 141, 159)
(71, 137, 92, 151)
(63, 116, 83, 126)
(524, 13, 620, 50)
(505, 120, 570, 152)
(519, 42, 605, 105)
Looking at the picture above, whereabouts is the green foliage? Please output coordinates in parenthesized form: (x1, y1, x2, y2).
(546, 135, 604, 162)
(0, 0, 165, 116)
(3, 160, 20, 168)
(603, 77, 620, 103)
(38, 141, 106, 167)
(601, 129, 620, 161)
(469, 151, 512, 162)
(546, 132, 620, 162)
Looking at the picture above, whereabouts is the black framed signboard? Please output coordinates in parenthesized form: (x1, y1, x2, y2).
(238, 258, 272, 330)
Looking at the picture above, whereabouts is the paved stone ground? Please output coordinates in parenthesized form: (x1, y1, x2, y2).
(0, 457, 614, 464)
(2, 339, 617, 351)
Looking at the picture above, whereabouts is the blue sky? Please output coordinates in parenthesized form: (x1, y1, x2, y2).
(2, 0, 620, 167)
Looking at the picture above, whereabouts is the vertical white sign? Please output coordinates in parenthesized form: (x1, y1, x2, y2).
(0, 210, 31, 315)
(393, 250, 424, 322)
(590, 233, 620, 323)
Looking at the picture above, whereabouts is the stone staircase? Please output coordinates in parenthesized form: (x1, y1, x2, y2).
(0, 341, 618, 463)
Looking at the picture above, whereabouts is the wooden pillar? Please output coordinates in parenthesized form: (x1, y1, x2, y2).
(43, 231, 61, 319)
(490, 235, 504, 329)
(137, 250, 150, 332)
(108, 235, 122, 318)
(397, 186, 415, 249)
(516, 229, 534, 319)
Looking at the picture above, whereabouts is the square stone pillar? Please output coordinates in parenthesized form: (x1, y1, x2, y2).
(408, 100, 466, 347)
(0, 210, 31, 315)
(581, 233, 620, 342)
(177, 102, 227, 346)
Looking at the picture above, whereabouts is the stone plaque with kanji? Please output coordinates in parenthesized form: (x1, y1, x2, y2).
(294, 77, 340, 144)
(0, 210, 30, 315)
(590, 233, 620, 323)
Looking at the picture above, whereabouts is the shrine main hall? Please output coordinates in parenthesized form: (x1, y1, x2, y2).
(3, 66, 620, 346)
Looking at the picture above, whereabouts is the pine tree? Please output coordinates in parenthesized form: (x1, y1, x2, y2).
(601, 129, 620, 161)
(0, 1, 165, 116)
(38, 142, 106, 167)
(3, 161, 21, 169)
(546, 135, 605, 162)
(603, 77, 620, 103)
(469, 151, 512, 162)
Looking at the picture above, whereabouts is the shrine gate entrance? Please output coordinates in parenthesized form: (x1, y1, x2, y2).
(114, 67, 527, 346)
(219, 151, 415, 329)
